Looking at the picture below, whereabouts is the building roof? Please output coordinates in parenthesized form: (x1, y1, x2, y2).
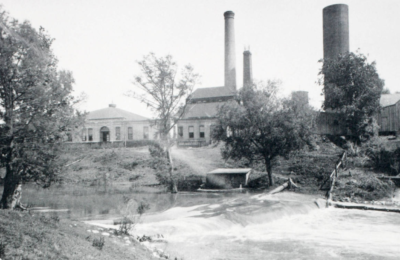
(380, 94, 400, 107)
(207, 168, 252, 175)
(181, 101, 226, 119)
(87, 104, 149, 121)
(190, 86, 234, 100)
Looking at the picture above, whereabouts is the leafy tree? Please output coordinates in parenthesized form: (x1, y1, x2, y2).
(381, 88, 391, 94)
(213, 81, 314, 186)
(319, 51, 384, 148)
(0, 10, 82, 209)
(131, 53, 199, 193)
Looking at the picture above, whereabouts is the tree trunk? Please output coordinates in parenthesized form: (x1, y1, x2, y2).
(1, 90, 21, 209)
(265, 158, 274, 186)
(166, 146, 178, 193)
(268, 178, 297, 195)
(0, 168, 22, 209)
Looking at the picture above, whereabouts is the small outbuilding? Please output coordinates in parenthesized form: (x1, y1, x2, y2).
(377, 94, 400, 135)
(205, 168, 252, 189)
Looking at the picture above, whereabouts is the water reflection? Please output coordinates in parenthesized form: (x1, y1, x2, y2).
(21, 183, 257, 220)
(21, 184, 400, 259)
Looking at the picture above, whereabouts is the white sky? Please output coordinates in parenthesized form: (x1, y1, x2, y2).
(1, 0, 399, 118)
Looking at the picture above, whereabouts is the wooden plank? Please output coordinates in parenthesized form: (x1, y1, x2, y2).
(330, 201, 400, 213)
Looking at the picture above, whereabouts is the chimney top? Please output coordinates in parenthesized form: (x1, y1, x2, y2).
(323, 3, 348, 11)
(243, 50, 252, 55)
(109, 104, 116, 108)
(224, 11, 235, 18)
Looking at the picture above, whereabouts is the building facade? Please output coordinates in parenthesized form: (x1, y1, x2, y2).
(377, 94, 400, 135)
(177, 87, 235, 146)
(70, 104, 157, 145)
(176, 11, 254, 147)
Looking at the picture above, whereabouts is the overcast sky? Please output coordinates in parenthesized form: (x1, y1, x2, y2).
(1, 0, 399, 117)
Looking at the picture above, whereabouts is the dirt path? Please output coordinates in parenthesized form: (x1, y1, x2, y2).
(171, 146, 224, 176)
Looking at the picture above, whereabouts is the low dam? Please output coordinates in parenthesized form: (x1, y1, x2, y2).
(22, 185, 400, 259)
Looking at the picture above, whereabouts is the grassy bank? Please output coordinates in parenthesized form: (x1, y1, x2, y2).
(246, 137, 397, 201)
(58, 141, 396, 201)
(0, 209, 156, 260)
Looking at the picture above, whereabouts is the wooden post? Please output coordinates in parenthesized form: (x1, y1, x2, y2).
(326, 151, 346, 207)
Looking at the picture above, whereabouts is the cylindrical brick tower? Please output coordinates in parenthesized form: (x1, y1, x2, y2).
(323, 4, 349, 60)
(224, 11, 236, 91)
(243, 50, 253, 87)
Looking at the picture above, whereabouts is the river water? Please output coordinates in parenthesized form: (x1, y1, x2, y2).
(23, 186, 400, 260)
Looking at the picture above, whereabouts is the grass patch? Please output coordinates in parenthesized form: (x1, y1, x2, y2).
(0, 209, 155, 260)
(58, 146, 159, 187)
(333, 169, 395, 202)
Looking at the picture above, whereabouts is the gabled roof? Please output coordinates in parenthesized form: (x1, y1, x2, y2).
(380, 94, 400, 107)
(190, 86, 234, 100)
(181, 101, 226, 119)
(87, 105, 148, 121)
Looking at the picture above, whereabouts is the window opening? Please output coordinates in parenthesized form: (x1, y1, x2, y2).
(189, 126, 194, 138)
(88, 128, 93, 141)
(178, 126, 183, 138)
(82, 128, 87, 141)
(199, 125, 205, 138)
(116, 127, 121, 140)
(128, 127, 133, 140)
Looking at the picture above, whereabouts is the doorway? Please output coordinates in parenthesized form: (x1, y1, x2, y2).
(100, 126, 110, 142)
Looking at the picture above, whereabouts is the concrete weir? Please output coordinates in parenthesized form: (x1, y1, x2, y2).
(224, 10, 237, 91)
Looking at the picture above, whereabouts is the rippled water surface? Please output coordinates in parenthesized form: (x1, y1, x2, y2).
(23, 185, 400, 260)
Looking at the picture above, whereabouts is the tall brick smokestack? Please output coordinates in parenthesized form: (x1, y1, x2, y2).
(243, 50, 253, 87)
(224, 11, 236, 91)
(323, 4, 349, 60)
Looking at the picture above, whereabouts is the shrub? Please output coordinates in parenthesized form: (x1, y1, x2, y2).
(137, 201, 150, 215)
(92, 237, 105, 250)
(117, 217, 134, 235)
(366, 147, 400, 175)
(0, 241, 6, 259)
(116, 201, 150, 236)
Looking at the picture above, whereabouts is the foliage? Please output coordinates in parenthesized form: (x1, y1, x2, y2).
(116, 200, 150, 236)
(136, 201, 150, 215)
(0, 209, 155, 259)
(319, 51, 384, 145)
(92, 237, 105, 250)
(333, 170, 395, 202)
(149, 142, 166, 158)
(366, 147, 400, 176)
(381, 88, 391, 94)
(0, 9, 84, 209)
(0, 241, 5, 259)
(132, 53, 199, 135)
(130, 53, 199, 193)
(148, 143, 169, 184)
(213, 81, 315, 185)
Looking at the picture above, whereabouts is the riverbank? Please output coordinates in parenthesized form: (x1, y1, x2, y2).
(0, 209, 156, 260)
(57, 141, 397, 202)
(1, 141, 398, 259)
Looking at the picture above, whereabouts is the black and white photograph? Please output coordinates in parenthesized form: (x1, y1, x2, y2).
(0, 0, 399, 259)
